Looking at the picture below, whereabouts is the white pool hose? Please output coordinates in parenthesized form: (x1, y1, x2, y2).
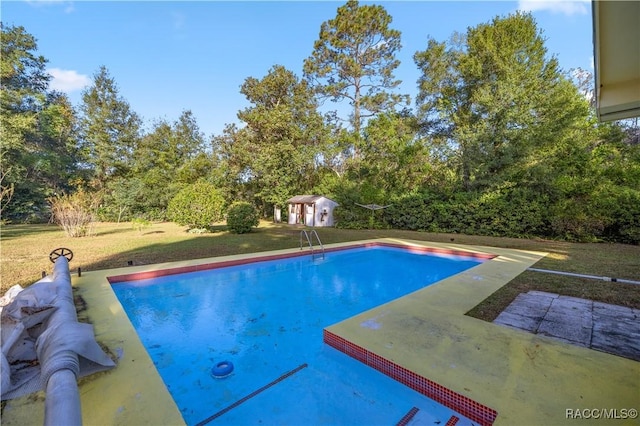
(37, 256, 83, 426)
(527, 267, 640, 285)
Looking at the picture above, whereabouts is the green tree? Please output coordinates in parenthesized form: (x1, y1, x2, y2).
(414, 12, 588, 191)
(303, 0, 407, 148)
(1, 24, 49, 221)
(34, 93, 81, 191)
(1, 24, 80, 221)
(99, 176, 140, 222)
(220, 65, 328, 213)
(167, 181, 225, 229)
(128, 110, 208, 217)
(0, 24, 49, 150)
(226, 201, 259, 234)
(211, 123, 247, 204)
(548, 122, 640, 243)
(359, 110, 428, 198)
(79, 66, 141, 190)
(0, 167, 13, 220)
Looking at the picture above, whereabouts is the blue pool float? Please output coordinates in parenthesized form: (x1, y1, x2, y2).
(211, 361, 234, 378)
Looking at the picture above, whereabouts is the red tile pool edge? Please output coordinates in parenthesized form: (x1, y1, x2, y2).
(323, 330, 498, 426)
(107, 242, 496, 283)
(445, 416, 460, 426)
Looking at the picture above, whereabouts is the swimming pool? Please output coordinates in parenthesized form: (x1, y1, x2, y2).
(112, 245, 484, 425)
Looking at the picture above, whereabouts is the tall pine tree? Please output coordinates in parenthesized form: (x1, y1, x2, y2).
(79, 66, 141, 190)
(303, 0, 407, 159)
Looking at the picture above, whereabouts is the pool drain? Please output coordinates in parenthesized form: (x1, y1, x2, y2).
(211, 361, 234, 378)
(197, 363, 308, 426)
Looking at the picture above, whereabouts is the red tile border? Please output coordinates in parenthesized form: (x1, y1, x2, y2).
(372, 242, 496, 260)
(446, 415, 460, 426)
(108, 242, 495, 283)
(396, 406, 419, 426)
(323, 330, 498, 426)
(108, 251, 312, 283)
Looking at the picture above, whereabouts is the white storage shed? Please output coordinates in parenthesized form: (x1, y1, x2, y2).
(286, 195, 339, 227)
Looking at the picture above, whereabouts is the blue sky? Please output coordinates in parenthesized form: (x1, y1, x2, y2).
(3, 0, 594, 138)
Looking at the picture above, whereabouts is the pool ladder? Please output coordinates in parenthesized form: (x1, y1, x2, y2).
(300, 230, 325, 260)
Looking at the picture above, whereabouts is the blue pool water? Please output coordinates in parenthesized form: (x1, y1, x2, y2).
(113, 246, 481, 425)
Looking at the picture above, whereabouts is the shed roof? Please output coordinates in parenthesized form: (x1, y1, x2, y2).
(286, 195, 336, 204)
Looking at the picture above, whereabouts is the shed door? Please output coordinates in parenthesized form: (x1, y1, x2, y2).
(305, 204, 314, 226)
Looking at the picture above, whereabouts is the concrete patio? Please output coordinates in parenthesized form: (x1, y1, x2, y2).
(494, 290, 640, 361)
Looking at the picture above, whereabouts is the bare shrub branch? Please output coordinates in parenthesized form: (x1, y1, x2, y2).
(48, 191, 100, 237)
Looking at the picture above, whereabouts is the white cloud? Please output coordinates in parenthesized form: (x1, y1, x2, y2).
(518, 0, 590, 16)
(48, 68, 90, 93)
(25, 0, 75, 14)
(172, 11, 186, 31)
(170, 11, 188, 40)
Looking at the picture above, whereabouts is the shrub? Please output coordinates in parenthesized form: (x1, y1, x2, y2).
(131, 217, 151, 234)
(550, 205, 605, 242)
(333, 206, 370, 229)
(226, 202, 259, 234)
(592, 185, 640, 244)
(48, 190, 99, 237)
(385, 193, 434, 231)
(383, 188, 550, 238)
(167, 182, 225, 229)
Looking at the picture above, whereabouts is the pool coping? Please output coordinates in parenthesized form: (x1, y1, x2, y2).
(2, 238, 638, 425)
(106, 241, 496, 284)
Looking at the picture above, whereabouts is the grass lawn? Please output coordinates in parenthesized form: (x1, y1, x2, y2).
(1, 220, 638, 322)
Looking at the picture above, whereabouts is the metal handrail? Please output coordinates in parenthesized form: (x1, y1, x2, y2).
(300, 230, 325, 260)
(310, 230, 324, 258)
(300, 230, 314, 254)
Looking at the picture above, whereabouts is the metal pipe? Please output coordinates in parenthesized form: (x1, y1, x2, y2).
(527, 267, 640, 285)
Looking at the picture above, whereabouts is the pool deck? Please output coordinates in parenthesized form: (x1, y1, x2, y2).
(2, 238, 638, 425)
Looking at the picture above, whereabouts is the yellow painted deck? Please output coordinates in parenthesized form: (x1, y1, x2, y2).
(2, 238, 638, 425)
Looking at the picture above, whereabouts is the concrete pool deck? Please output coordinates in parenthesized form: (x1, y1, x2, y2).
(494, 291, 640, 361)
(2, 238, 638, 425)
